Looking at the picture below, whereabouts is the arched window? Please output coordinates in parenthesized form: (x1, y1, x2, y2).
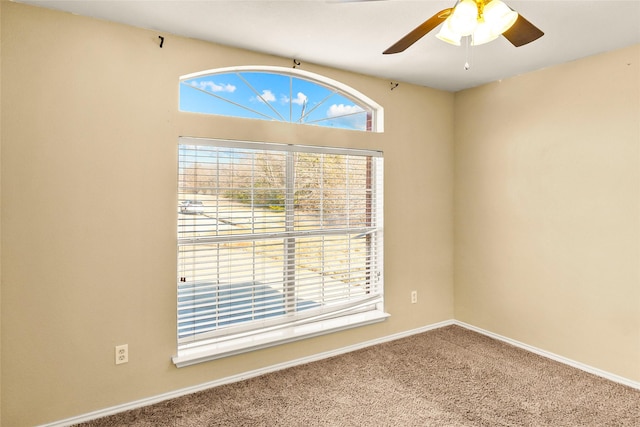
(179, 66, 383, 132)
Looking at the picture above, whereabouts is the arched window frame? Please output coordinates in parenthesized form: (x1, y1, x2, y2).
(179, 66, 384, 133)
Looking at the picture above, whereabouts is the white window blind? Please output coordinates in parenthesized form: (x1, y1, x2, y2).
(175, 137, 384, 364)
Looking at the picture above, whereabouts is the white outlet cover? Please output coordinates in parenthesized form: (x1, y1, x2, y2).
(115, 344, 128, 365)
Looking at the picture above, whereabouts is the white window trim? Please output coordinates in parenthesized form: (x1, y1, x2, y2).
(172, 310, 389, 368)
(180, 65, 384, 132)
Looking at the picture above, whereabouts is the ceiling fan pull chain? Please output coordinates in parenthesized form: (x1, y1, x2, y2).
(464, 35, 472, 70)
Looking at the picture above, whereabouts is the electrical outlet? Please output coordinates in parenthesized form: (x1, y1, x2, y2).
(411, 290, 418, 304)
(115, 344, 128, 365)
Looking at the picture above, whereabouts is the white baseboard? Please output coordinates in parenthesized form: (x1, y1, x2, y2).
(41, 320, 455, 427)
(453, 320, 640, 391)
(40, 318, 639, 426)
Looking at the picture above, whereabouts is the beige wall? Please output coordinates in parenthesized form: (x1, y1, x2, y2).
(454, 45, 640, 382)
(0, 3, 454, 425)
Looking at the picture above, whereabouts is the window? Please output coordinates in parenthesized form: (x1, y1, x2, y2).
(173, 137, 386, 367)
(179, 66, 384, 132)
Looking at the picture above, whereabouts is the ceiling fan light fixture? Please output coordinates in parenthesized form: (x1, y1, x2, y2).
(471, 21, 500, 45)
(436, 20, 462, 46)
(447, 0, 478, 36)
(482, 0, 519, 35)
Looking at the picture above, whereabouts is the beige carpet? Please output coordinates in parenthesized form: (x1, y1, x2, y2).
(76, 325, 640, 426)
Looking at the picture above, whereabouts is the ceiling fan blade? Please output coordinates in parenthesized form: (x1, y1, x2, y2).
(502, 14, 544, 47)
(383, 8, 452, 54)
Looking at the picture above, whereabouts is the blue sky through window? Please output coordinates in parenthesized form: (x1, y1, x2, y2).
(180, 69, 373, 131)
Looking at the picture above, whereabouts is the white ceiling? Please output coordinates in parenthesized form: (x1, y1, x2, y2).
(15, 0, 640, 92)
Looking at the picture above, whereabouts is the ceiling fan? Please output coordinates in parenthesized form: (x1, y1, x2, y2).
(381, 0, 544, 54)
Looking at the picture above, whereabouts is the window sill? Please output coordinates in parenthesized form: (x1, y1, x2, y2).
(172, 310, 390, 368)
